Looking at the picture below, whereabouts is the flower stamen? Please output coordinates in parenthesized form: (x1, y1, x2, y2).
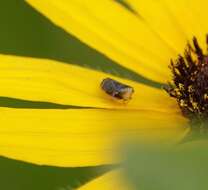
(165, 36, 208, 123)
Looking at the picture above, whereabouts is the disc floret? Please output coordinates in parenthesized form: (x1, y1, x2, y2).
(165, 36, 208, 123)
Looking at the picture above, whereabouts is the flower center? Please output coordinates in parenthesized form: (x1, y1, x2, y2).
(165, 36, 208, 123)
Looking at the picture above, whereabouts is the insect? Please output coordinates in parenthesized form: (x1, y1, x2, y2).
(101, 78, 134, 101)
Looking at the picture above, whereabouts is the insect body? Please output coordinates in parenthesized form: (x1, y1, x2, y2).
(101, 78, 134, 101)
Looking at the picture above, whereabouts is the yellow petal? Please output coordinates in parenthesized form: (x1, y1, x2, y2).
(126, 0, 187, 54)
(0, 108, 188, 166)
(26, 0, 175, 83)
(163, 0, 208, 50)
(0, 54, 178, 112)
(78, 170, 132, 190)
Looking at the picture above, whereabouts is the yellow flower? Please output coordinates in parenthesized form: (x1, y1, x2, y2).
(2, 0, 207, 188)
(0, 54, 187, 166)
